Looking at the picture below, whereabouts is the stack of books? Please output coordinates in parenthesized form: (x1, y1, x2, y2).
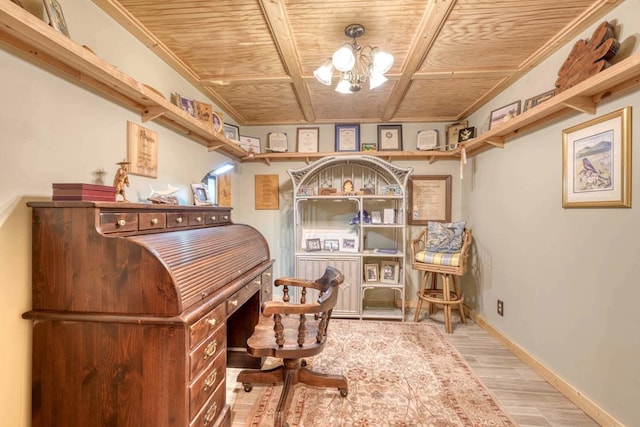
(52, 183, 116, 202)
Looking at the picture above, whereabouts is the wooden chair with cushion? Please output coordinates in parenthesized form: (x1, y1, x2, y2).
(411, 223, 473, 333)
(237, 266, 348, 427)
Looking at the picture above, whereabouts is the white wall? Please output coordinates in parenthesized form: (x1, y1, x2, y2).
(462, 1, 640, 425)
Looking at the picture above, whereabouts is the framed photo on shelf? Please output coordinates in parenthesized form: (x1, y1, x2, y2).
(296, 127, 319, 153)
(380, 261, 400, 284)
(194, 101, 213, 130)
(361, 142, 377, 152)
(306, 238, 321, 252)
(341, 238, 358, 252)
(371, 211, 382, 224)
(364, 264, 379, 283)
(562, 106, 631, 208)
(239, 135, 261, 154)
(458, 126, 475, 143)
(489, 101, 521, 130)
(335, 124, 360, 151)
(174, 93, 195, 117)
(267, 132, 288, 152)
(377, 124, 403, 151)
(445, 121, 467, 150)
(223, 124, 240, 141)
(127, 121, 158, 178)
(191, 183, 212, 206)
(416, 129, 438, 151)
(212, 111, 223, 133)
(408, 175, 452, 225)
(43, 0, 70, 37)
(323, 239, 339, 251)
(524, 89, 556, 112)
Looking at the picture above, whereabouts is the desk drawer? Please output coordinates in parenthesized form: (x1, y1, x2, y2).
(138, 212, 166, 231)
(166, 212, 189, 228)
(99, 212, 138, 233)
(189, 349, 225, 419)
(190, 325, 225, 380)
(189, 382, 225, 427)
(189, 212, 207, 226)
(226, 277, 261, 316)
(190, 303, 225, 348)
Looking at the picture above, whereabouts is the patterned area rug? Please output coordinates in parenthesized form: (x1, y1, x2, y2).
(248, 319, 516, 426)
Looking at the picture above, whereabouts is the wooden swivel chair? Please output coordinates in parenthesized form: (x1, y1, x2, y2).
(411, 227, 473, 333)
(237, 266, 348, 427)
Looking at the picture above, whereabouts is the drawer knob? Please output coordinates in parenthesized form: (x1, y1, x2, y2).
(117, 219, 126, 227)
(207, 318, 217, 327)
(195, 216, 202, 222)
(230, 299, 238, 307)
(176, 217, 183, 223)
(210, 215, 217, 221)
(204, 370, 217, 390)
(203, 403, 217, 425)
(204, 340, 217, 359)
(151, 218, 158, 225)
(223, 215, 229, 220)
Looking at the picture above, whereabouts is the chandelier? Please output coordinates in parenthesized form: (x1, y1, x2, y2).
(313, 24, 394, 94)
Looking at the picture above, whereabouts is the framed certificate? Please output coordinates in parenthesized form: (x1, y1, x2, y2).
(416, 129, 438, 150)
(377, 124, 403, 151)
(296, 127, 319, 153)
(267, 132, 288, 152)
(408, 175, 452, 224)
(335, 124, 360, 151)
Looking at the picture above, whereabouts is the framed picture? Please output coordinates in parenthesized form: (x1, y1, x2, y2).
(191, 183, 212, 206)
(43, 0, 70, 37)
(524, 89, 556, 112)
(223, 123, 240, 141)
(126, 121, 158, 178)
(364, 264, 379, 283)
(324, 239, 339, 251)
(458, 127, 475, 143)
(416, 129, 438, 151)
(489, 101, 521, 130)
(239, 135, 261, 154)
(361, 142, 377, 152)
(380, 261, 400, 284)
(194, 101, 213, 130)
(377, 125, 403, 151)
(408, 175, 452, 224)
(562, 106, 631, 208)
(341, 238, 358, 252)
(371, 211, 382, 224)
(335, 124, 360, 151)
(267, 132, 288, 152)
(297, 127, 319, 153)
(306, 238, 321, 252)
(445, 121, 468, 150)
(212, 111, 223, 133)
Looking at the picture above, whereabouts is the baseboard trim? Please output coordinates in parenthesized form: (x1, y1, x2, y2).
(467, 310, 623, 427)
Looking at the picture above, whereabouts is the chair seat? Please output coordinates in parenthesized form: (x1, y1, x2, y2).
(414, 250, 461, 266)
(247, 314, 325, 359)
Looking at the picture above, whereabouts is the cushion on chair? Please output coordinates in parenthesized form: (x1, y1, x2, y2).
(415, 250, 461, 266)
(426, 221, 466, 253)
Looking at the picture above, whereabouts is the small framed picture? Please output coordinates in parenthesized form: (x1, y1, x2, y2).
(223, 123, 240, 141)
(212, 111, 223, 133)
(458, 127, 475, 143)
(445, 121, 468, 150)
(335, 124, 360, 151)
(306, 238, 321, 252)
(191, 183, 212, 206)
(377, 125, 403, 151)
(371, 211, 382, 224)
(380, 261, 400, 284)
(364, 264, 379, 283)
(239, 135, 261, 154)
(267, 132, 288, 152)
(361, 142, 377, 152)
(324, 239, 339, 251)
(523, 89, 556, 112)
(194, 101, 213, 129)
(174, 93, 195, 117)
(43, 0, 70, 37)
(341, 238, 357, 252)
(416, 130, 438, 151)
(296, 127, 319, 153)
(489, 101, 521, 130)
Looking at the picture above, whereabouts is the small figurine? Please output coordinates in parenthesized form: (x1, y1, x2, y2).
(113, 160, 130, 202)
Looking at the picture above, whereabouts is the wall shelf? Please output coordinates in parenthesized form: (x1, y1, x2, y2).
(0, 2, 248, 160)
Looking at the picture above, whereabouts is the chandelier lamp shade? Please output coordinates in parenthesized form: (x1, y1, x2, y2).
(313, 24, 394, 94)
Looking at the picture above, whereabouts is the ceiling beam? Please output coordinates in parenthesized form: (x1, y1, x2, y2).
(258, 0, 316, 122)
(382, 0, 457, 122)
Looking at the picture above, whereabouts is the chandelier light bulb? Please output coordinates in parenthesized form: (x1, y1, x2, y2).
(313, 59, 334, 86)
(332, 45, 356, 72)
(369, 72, 388, 90)
(372, 50, 394, 75)
(335, 77, 352, 94)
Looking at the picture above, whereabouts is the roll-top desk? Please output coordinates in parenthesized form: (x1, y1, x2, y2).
(23, 202, 274, 427)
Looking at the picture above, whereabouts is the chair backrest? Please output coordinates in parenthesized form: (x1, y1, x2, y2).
(411, 228, 473, 275)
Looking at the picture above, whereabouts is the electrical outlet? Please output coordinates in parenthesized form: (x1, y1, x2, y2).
(497, 299, 504, 316)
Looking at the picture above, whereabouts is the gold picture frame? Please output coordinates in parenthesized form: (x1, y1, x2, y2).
(127, 121, 158, 178)
(562, 107, 631, 208)
(408, 175, 452, 225)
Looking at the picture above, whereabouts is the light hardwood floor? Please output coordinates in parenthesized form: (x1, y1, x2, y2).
(226, 313, 599, 427)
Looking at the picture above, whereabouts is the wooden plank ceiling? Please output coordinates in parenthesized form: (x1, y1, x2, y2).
(93, 0, 623, 125)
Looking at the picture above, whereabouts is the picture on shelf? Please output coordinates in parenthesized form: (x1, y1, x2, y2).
(341, 238, 358, 252)
(364, 264, 379, 282)
(323, 239, 339, 251)
(43, 0, 70, 37)
(371, 211, 382, 224)
(380, 261, 400, 284)
(190, 183, 212, 206)
(306, 238, 321, 251)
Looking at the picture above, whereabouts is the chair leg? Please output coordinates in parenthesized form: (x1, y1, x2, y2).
(452, 275, 467, 324)
(414, 271, 429, 322)
(442, 274, 452, 334)
(274, 369, 296, 427)
(298, 366, 348, 395)
(237, 365, 285, 390)
(428, 272, 438, 315)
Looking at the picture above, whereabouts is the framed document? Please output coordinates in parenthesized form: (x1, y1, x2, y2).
(445, 120, 468, 150)
(239, 135, 261, 154)
(335, 124, 360, 151)
(377, 124, 403, 151)
(267, 132, 288, 152)
(296, 127, 319, 153)
(416, 130, 438, 150)
(408, 175, 452, 225)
